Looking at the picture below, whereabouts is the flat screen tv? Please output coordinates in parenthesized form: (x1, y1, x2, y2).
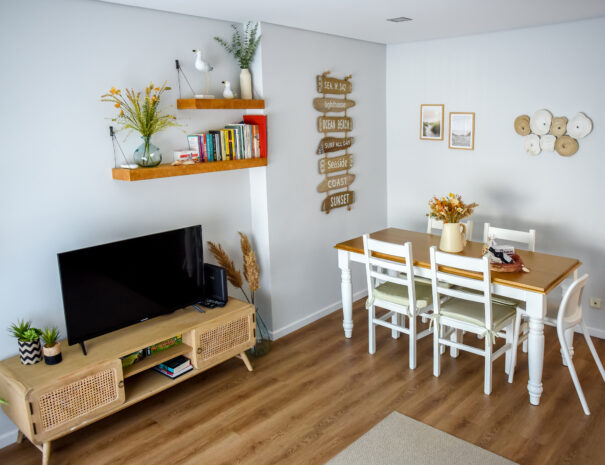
(58, 226, 204, 353)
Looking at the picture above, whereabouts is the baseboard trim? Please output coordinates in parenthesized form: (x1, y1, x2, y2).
(576, 324, 605, 340)
(269, 289, 368, 340)
(0, 428, 18, 449)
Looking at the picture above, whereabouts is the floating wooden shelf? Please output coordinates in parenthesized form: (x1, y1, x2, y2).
(122, 343, 192, 379)
(112, 158, 267, 181)
(176, 98, 265, 110)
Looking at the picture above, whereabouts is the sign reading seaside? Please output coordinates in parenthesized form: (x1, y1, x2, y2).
(315, 71, 355, 214)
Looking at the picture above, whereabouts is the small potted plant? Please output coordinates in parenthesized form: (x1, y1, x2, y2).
(214, 22, 261, 100)
(41, 327, 62, 365)
(8, 320, 42, 365)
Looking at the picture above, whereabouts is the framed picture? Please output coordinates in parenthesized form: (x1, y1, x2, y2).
(449, 112, 475, 150)
(420, 104, 444, 140)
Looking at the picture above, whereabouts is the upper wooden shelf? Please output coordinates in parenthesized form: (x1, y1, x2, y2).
(176, 98, 265, 110)
(112, 158, 267, 181)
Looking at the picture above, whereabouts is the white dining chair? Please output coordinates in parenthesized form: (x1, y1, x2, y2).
(429, 246, 521, 394)
(483, 223, 536, 252)
(363, 235, 433, 369)
(509, 274, 605, 415)
(427, 217, 474, 241)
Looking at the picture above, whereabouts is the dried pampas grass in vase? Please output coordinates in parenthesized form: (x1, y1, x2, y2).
(207, 233, 270, 357)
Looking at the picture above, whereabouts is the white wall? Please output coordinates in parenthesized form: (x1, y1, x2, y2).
(260, 24, 387, 337)
(386, 17, 605, 333)
(0, 0, 257, 442)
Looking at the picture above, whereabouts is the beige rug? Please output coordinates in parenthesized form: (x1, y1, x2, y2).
(326, 412, 518, 465)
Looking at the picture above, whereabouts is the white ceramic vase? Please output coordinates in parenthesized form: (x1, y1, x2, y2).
(439, 223, 467, 253)
(240, 68, 253, 100)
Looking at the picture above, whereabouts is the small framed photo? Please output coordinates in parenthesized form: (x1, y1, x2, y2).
(420, 104, 444, 140)
(449, 112, 475, 150)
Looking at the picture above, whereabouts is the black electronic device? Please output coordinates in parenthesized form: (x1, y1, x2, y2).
(202, 263, 228, 308)
(58, 226, 204, 354)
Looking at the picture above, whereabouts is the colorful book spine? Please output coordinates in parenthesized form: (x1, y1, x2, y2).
(206, 133, 214, 161)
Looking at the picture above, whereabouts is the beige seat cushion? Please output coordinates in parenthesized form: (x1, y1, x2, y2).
(372, 282, 433, 309)
(461, 287, 522, 307)
(439, 299, 516, 328)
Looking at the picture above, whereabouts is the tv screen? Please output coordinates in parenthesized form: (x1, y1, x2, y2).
(58, 225, 204, 347)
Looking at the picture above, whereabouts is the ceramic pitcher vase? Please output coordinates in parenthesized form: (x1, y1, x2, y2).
(439, 223, 467, 253)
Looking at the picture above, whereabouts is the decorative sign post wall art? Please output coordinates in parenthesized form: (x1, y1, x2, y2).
(514, 109, 593, 157)
(315, 71, 355, 213)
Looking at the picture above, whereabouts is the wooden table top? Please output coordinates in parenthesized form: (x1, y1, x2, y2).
(335, 228, 581, 295)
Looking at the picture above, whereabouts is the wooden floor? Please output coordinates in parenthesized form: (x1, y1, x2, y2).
(2, 299, 605, 465)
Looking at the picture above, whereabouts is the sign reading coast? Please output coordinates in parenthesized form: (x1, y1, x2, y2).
(321, 191, 355, 212)
(316, 137, 354, 154)
(317, 173, 355, 193)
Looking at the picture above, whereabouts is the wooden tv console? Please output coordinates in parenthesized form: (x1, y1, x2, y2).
(0, 298, 256, 465)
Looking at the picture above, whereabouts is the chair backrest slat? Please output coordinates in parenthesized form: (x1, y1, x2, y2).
(429, 246, 494, 330)
(483, 223, 536, 252)
(363, 234, 416, 309)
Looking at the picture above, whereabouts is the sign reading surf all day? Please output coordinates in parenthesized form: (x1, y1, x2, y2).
(316, 136, 354, 154)
(315, 71, 356, 214)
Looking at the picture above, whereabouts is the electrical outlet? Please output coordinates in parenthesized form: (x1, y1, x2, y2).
(590, 297, 602, 309)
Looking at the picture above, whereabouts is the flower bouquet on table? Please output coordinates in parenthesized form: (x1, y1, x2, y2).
(427, 193, 478, 224)
(428, 193, 478, 252)
(101, 82, 178, 167)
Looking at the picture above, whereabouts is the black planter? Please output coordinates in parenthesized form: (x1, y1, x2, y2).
(18, 339, 42, 365)
(44, 352, 63, 365)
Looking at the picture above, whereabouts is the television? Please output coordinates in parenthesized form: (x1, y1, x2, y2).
(58, 226, 204, 353)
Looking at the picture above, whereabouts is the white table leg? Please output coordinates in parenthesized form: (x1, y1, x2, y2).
(338, 249, 354, 338)
(526, 293, 546, 405)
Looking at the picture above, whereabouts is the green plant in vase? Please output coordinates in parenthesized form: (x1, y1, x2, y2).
(8, 320, 43, 365)
(214, 22, 261, 100)
(101, 82, 178, 167)
(40, 326, 62, 365)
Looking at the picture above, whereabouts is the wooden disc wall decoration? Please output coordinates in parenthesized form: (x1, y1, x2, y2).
(314, 71, 355, 214)
(514, 115, 531, 135)
(555, 135, 579, 157)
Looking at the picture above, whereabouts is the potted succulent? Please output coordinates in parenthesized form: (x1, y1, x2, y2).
(214, 22, 261, 100)
(41, 327, 62, 365)
(9, 320, 42, 365)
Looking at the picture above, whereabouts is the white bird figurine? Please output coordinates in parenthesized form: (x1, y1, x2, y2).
(221, 81, 235, 99)
(192, 49, 215, 98)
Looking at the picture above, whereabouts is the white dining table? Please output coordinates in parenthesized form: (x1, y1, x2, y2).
(334, 228, 581, 406)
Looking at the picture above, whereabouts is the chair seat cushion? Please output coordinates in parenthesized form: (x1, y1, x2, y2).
(439, 299, 516, 328)
(372, 282, 433, 309)
(413, 275, 452, 288)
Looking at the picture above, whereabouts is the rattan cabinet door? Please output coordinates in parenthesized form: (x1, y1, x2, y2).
(194, 311, 255, 370)
(28, 359, 125, 442)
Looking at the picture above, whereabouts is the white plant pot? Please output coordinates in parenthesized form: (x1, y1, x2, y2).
(240, 68, 253, 100)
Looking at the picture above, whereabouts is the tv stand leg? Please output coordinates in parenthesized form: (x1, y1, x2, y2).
(42, 441, 51, 465)
(79, 342, 87, 356)
(239, 352, 253, 371)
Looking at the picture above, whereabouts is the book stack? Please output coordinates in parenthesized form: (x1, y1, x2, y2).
(153, 355, 193, 379)
(174, 115, 267, 165)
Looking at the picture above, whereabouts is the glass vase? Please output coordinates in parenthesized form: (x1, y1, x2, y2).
(247, 307, 270, 357)
(133, 136, 162, 167)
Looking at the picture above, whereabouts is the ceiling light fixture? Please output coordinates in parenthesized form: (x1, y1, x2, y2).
(386, 17, 413, 23)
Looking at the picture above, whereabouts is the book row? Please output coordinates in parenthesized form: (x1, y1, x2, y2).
(174, 114, 267, 165)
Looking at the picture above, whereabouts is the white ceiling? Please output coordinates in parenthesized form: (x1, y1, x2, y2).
(100, 0, 605, 44)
